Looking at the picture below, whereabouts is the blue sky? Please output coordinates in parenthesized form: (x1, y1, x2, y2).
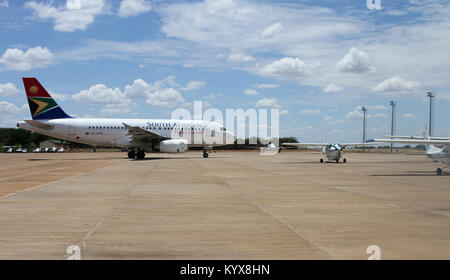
(1, 0, 449, 142)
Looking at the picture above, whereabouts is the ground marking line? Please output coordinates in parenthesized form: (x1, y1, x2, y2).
(0, 161, 121, 200)
(0, 160, 94, 182)
(192, 159, 334, 259)
(76, 161, 159, 255)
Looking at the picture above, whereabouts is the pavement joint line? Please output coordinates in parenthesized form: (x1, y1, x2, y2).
(304, 176, 450, 221)
(0, 160, 100, 182)
(192, 159, 334, 259)
(0, 160, 122, 200)
(75, 161, 159, 255)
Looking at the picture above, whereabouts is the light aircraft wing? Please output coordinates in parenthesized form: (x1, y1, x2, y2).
(383, 135, 449, 140)
(282, 143, 329, 147)
(372, 139, 450, 145)
(123, 123, 166, 143)
(282, 142, 375, 148)
(339, 143, 373, 147)
(24, 119, 54, 130)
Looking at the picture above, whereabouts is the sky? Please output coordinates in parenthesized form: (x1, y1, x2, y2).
(1, 0, 450, 142)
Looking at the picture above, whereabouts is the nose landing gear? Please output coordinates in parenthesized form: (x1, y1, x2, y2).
(202, 146, 214, 158)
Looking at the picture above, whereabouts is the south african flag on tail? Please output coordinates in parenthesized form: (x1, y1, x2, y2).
(23, 77, 71, 120)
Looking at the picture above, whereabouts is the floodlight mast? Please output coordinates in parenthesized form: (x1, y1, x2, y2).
(390, 101, 396, 153)
(362, 106, 368, 151)
(426, 91, 435, 137)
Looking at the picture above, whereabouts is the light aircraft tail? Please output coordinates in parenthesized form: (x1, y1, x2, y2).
(23, 77, 71, 120)
(423, 125, 430, 140)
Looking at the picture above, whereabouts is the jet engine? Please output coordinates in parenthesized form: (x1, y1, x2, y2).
(153, 139, 188, 153)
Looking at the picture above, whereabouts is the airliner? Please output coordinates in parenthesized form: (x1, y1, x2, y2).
(17, 78, 235, 159)
(371, 131, 450, 175)
(281, 142, 371, 163)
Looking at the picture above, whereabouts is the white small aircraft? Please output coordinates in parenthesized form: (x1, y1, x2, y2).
(371, 132, 450, 175)
(18, 78, 236, 159)
(281, 142, 370, 163)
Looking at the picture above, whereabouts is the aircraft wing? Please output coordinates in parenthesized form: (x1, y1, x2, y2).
(373, 139, 450, 145)
(123, 123, 166, 142)
(383, 135, 449, 140)
(282, 143, 329, 147)
(340, 143, 373, 147)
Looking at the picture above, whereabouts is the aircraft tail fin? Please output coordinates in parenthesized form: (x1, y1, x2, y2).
(423, 124, 430, 140)
(22, 77, 71, 120)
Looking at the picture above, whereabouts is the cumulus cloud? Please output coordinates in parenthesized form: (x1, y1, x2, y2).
(123, 78, 149, 99)
(323, 84, 343, 93)
(100, 103, 131, 116)
(300, 109, 320, 115)
(0, 101, 24, 114)
(279, 110, 289, 115)
(259, 57, 318, 80)
(0, 1, 8, 8)
(72, 84, 127, 104)
(0, 46, 53, 71)
(50, 92, 69, 102)
(146, 88, 185, 107)
(254, 83, 279, 89)
(25, 0, 104, 32)
(0, 82, 19, 96)
(72, 77, 188, 109)
(180, 81, 206, 91)
(345, 110, 363, 120)
(255, 98, 281, 108)
(228, 53, 254, 62)
(244, 89, 258, 95)
(403, 113, 416, 118)
(371, 76, 421, 94)
(260, 22, 282, 38)
(334, 47, 372, 73)
(118, 0, 152, 18)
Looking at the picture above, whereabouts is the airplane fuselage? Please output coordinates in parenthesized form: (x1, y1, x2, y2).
(18, 118, 235, 153)
(426, 144, 450, 165)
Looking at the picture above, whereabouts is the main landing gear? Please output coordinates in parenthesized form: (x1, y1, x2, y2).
(128, 149, 145, 160)
(320, 158, 347, 163)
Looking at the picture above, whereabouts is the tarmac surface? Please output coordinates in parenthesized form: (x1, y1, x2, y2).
(0, 151, 449, 259)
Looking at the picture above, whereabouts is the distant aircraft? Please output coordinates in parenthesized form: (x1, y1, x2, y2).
(281, 142, 370, 163)
(383, 135, 450, 141)
(17, 78, 235, 159)
(371, 131, 450, 175)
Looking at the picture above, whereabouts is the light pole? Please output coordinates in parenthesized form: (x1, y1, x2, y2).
(389, 101, 396, 153)
(426, 91, 434, 136)
(362, 106, 368, 151)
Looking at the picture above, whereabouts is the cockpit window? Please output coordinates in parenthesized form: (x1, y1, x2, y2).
(220, 127, 226, 131)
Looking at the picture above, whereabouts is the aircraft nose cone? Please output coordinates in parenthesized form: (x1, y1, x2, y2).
(226, 131, 236, 144)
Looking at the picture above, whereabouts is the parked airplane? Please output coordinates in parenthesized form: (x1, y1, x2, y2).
(384, 135, 450, 140)
(371, 132, 450, 175)
(17, 78, 235, 159)
(281, 142, 370, 163)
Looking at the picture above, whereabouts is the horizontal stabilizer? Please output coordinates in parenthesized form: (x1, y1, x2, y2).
(24, 119, 54, 130)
